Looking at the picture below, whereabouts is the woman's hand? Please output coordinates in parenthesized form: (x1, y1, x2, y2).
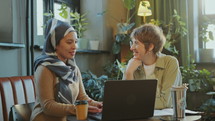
(87, 100, 103, 113)
(123, 58, 142, 80)
(88, 105, 102, 113)
(95, 102, 103, 109)
(126, 58, 142, 73)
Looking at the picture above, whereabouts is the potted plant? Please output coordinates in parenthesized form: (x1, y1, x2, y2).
(180, 61, 213, 110)
(199, 92, 215, 121)
(70, 11, 89, 49)
(81, 60, 126, 101)
(199, 16, 215, 62)
(81, 71, 108, 101)
(209, 79, 215, 91)
(180, 61, 213, 92)
(103, 59, 126, 80)
(69, 11, 88, 38)
(155, 10, 188, 58)
(58, 3, 89, 49)
(112, 0, 136, 56)
(112, 23, 135, 55)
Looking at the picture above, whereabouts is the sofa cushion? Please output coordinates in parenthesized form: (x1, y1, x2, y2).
(9, 77, 26, 104)
(20, 76, 35, 103)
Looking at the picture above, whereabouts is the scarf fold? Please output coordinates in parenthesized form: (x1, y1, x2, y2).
(34, 18, 76, 104)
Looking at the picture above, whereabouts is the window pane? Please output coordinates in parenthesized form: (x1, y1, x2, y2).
(36, 0, 44, 35)
(54, 3, 71, 23)
(204, 0, 215, 15)
(206, 24, 215, 50)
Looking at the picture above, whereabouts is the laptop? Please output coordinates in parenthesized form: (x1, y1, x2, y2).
(88, 79, 157, 121)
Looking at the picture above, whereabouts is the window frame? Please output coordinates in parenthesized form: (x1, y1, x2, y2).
(199, 0, 215, 48)
(33, 0, 80, 48)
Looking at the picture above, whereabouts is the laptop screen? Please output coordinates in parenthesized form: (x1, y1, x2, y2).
(101, 79, 157, 121)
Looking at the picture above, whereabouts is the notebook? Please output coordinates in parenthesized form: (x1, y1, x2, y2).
(88, 79, 157, 121)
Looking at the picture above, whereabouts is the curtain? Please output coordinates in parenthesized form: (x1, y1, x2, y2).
(13, 0, 27, 43)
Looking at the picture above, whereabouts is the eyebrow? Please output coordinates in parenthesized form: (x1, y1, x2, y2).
(66, 39, 74, 41)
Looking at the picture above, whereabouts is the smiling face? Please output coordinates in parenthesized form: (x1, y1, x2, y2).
(130, 39, 148, 60)
(55, 32, 78, 62)
(130, 24, 166, 55)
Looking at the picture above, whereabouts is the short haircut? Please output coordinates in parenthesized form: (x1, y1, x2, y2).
(130, 24, 166, 54)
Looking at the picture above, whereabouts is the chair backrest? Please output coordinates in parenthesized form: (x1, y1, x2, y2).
(9, 77, 26, 104)
(0, 90, 4, 121)
(20, 76, 35, 103)
(0, 77, 15, 121)
(9, 102, 34, 121)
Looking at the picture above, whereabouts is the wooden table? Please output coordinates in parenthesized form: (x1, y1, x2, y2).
(68, 115, 201, 121)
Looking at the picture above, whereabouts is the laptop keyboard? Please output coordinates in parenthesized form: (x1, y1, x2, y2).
(88, 112, 102, 121)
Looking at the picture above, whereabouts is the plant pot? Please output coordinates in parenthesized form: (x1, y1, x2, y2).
(186, 92, 211, 110)
(188, 79, 201, 92)
(78, 38, 88, 50)
(89, 40, 99, 50)
(199, 48, 215, 62)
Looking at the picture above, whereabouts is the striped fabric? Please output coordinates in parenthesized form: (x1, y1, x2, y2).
(34, 18, 77, 104)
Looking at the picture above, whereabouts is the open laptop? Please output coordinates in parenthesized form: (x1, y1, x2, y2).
(88, 79, 157, 121)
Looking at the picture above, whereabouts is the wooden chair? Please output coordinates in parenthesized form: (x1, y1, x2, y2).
(9, 102, 34, 121)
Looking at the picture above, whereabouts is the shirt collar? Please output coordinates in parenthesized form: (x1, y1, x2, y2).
(155, 52, 166, 69)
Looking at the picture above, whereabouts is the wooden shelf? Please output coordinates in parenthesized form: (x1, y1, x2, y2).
(77, 49, 110, 54)
(34, 45, 110, 54)
(0, 42, 25, 48)
(195, 62, 215, 65)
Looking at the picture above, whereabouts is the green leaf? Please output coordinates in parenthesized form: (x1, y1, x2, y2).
(43, 12, 53, 17)
(112, 42, 121, 54)
(121, 23, 135, 32)
(58, 4, 68, 19)
(69, 11, 88, 38)
(208, 31, 214, 40)
(115, 34, 123, 42)
(123, 0, 136, 10)
(206, 92, 215, 95)
(81, 13, 88, 18)
(59, 11, 68, 19)
(116, 60, 126, 73)
(70, 12, 76, 17)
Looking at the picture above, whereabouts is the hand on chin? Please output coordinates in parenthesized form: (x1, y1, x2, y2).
(133, 55, 141, 60)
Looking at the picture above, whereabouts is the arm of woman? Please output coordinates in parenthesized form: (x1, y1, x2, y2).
(76, 67, 102, 113)
(155, 56, 182, 109)
(35, 66, 76, 116)
(123, 58, 142, 80)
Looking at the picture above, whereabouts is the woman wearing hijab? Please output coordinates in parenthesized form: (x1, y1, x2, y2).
(123, 24, 182, 109)
(30, 18, 102, 121)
